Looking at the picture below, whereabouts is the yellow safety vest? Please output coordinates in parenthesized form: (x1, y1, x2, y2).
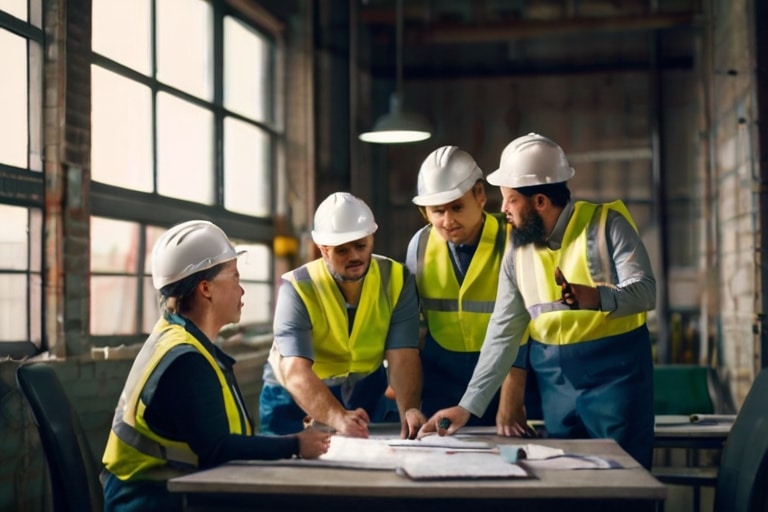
(286, 256, 404, 380)
(514, 200, 646, 345)
(103, 317, 252, 481)
(415, 212, 508, 352)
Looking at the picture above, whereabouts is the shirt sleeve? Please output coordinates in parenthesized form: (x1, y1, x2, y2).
(272, 278, 314, 360)
(146, 352, 299, 468)
(384, 268, 421, 350)
(458, 245, 531, 417)
(404, 230, 421, 276)
(597, 210, 657, 317)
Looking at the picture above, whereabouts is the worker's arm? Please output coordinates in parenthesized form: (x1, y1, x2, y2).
(385, 347, 425, 439)
(280, 356, 369, 438)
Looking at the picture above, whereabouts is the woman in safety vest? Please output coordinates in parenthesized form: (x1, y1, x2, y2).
(102, 220, 330, 512)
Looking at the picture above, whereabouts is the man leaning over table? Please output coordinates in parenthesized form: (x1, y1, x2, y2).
(418, 133, 657, 469)
(260, 192, 426, 440)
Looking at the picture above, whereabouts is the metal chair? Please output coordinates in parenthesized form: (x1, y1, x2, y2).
(16, 364, 104, 512)
(654, 368, 768, 512)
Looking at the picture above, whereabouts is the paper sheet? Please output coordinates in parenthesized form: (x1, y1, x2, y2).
(520, 454, 623, 470)
(387, 435, 493, 450)
(396, 451, 531, 480)
(499, 443, 565, 462)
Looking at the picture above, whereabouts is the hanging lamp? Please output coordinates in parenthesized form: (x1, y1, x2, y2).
(359, 0, 432, 144)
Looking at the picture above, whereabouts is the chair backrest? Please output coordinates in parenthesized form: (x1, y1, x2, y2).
(16, 364, 104, 512)
(653, 365, 715, 415)
(714, 367, 768, 512)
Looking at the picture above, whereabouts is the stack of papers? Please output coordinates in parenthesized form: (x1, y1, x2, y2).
(396, 451, 531, 480)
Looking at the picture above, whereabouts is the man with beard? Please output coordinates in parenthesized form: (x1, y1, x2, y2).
(405, 145, 540, 435)
(260, 192, 426, 439)
(418, 133, 657, 469)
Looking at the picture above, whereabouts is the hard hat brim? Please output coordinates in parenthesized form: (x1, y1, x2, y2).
(412, 165, 483, 206)
(412, 188, 467, 206)
(311, 226, 378, 247)
(486, 166, 574, 188)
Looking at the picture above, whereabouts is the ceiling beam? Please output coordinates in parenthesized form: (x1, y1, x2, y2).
(361, 13, 698, 45)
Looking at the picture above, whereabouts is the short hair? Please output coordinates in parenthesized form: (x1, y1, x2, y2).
(515, 182, 571, 208)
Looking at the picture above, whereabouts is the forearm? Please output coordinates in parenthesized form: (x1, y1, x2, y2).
(499, 366, 527, 410)
(385, 348, 423, 416)
(282, 358, 347, 428)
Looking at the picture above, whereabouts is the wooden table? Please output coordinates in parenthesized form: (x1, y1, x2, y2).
(168, 437, 666, 512)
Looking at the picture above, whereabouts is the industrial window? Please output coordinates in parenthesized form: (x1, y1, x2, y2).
(0, 3, 44, 357)
(90, 0, 279, 346)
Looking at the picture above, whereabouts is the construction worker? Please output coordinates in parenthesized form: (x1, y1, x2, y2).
(103, 220, 330, 512)
(418, 133, 657, 469)
(260, 192, 426, 439)
(405, 146, 538, 435)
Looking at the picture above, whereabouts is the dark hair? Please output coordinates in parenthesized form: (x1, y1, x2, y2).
(515, 182, 571, 208)
(158, 262, 227, 316)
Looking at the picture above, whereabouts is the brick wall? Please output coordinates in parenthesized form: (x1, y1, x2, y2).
(705, 0, 763, 402)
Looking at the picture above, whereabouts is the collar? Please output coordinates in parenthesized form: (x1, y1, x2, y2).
(545, 200, 574, 250)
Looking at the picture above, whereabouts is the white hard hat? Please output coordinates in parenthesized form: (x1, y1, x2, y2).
(486, 133, 575, 188)
(311, 192, 378, 246)
(151, 220, 242, 290)
(412, 146, 484, 206)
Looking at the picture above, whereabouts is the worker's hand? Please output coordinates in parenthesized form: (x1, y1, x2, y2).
(417, 406, 470, 439)
(295, 429, 332, 459)
(333, 408, 370, 438)
(554, 267, 601, 310)
(496, 404, 536, 438)
(401, 408, 427, 440)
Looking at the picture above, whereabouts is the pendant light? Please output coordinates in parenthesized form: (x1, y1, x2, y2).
(359, 0, 432, 144)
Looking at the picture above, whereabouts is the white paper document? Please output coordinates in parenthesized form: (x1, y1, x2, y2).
(396, 451, 531, 480)
(386, 434, 493, 450)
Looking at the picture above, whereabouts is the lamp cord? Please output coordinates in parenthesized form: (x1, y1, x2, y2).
(395, 0, 403, 98)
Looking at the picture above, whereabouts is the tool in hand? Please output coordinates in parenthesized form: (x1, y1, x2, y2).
(554, 267, 578, 309)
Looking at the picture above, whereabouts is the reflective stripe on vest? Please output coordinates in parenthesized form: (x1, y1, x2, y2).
(285, 255, 404, 379)
(515, 200, 645, 345)
(415, 212, 507, 352)
(102, 317, 252, 480)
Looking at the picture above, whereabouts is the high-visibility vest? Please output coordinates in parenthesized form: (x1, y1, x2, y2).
(103, 317, 252, 481)
(283, 255, 404, 380)
(415, 213, 507, 352)
(515, 200, 645, 345)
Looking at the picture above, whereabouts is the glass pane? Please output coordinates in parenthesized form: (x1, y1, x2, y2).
(224, 16, 269, 122)
(0, 0, 27, 21)
(91, 217, 140, 273)
(0, 274, 26, 340)
(91, 65, 153, 191)
(157, 92, 214, 203)
(0, 204, 29, 270)
(156, 0, 212, 99)
(223, 117, 270, 216)
(0, 29, 28, 168)
(92, 0, 151, 74)
(142, 276, 158, 333)
(90, 276, 137, 335)
(236, 243, 271, 281)
(144, 225, 166, 275)
(240, 282, 272, 324)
